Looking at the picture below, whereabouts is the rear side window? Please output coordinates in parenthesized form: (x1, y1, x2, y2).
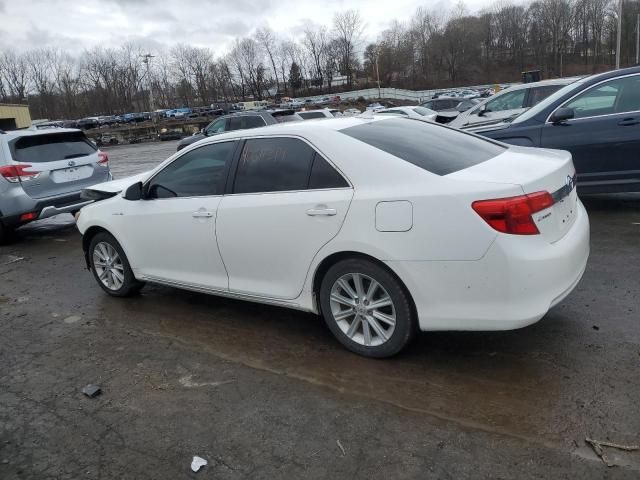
(10, 131, 96, 163)
(340, 118, 505, 176)
(233, 138, 314, 193)
(244, 116, 266, 128)
(527, 85, 562, 107)
(308, 154, 349, 189)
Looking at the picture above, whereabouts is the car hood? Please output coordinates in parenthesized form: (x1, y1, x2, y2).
(85, 171, 151, 194)
(178, 133, 206, 147)
(455, 108, 527, 129)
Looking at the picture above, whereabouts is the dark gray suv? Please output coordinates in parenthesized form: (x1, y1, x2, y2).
(176, 110, 302, 151)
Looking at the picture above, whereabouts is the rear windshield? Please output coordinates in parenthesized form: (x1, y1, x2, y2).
(299, 111, 328, 120)
(340, 118, 505, 175)
(10, 131, 96, 163)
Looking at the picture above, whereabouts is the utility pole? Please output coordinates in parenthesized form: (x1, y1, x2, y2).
(616, 0, 622, 69)
(636, 13, 640, 65)
(375, 49, 381, 99)
(141, 53, 156, 113)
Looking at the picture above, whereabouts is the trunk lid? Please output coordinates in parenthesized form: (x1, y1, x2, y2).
(448, 147, 578, 243)
(8, 130, 111, 199)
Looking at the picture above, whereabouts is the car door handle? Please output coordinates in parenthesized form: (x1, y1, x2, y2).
(306, 207, 337, 216)
(192, 211, 213, 218)
(618, 118, 640, 126)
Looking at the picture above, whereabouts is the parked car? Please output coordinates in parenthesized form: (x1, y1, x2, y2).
(342, 108, 362, 116)
(449, 78, 578, 130)
(421, 98, 482, 124)
(366, 103, 385, 112)
(0, 128, 112, 242)
(176, 110, 303, 151)
(173, 108, 192, 119)
(376, 106, 438, 122)
(298, 109, 335, 120)
(76, 116, 588, 357)
(77, 117, 100, 130)
(421, 97, 466, 112)
(473, 66, 640, 193)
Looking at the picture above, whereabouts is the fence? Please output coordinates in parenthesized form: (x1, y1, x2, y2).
(304, 84, 512, 104)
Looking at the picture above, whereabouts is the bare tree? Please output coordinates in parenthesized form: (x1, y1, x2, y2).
(255, 27, 280, 93)
(0, 50, 29, 101)
(332, 10, 365, 87)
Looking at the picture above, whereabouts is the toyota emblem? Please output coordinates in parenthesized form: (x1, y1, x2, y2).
(68, 160, 76, 167)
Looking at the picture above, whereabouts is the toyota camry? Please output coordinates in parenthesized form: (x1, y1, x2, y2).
(76, 117, 590, 357)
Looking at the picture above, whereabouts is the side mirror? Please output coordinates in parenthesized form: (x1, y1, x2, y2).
(550, 107, 574, 124)
(477, 104, 488, 117)
(124, 181, 143, 201)
(200, 127, 206, 136)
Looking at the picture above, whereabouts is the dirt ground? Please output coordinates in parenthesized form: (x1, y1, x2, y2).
(1, 141, 639, 479)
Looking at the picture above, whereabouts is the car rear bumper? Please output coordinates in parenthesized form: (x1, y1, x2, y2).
(387, 199, 590, 331)
(0, 191, 95, 228)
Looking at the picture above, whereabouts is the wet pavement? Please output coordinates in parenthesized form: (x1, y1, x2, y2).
(1, 141, 639, 479)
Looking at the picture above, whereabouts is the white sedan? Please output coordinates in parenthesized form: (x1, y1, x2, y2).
(76, 117, 590, 358)
(375, 106, 438, 122)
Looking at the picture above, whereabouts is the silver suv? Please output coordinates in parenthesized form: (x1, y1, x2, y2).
(0, 128, 112, 242)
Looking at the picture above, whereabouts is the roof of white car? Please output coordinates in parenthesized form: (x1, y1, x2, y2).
(1, 127, 82, 139)
(197, 116, 387, 144)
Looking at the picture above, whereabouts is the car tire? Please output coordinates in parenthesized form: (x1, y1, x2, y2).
(89, 232, 144, 297)
(320, 258, 417, 358)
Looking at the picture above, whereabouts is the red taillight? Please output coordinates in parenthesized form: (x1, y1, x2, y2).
(98, 152, 109, 166)
(472, 191, 554, 235)
(20, 212, 38, 222)
(0, 164, 40, 183)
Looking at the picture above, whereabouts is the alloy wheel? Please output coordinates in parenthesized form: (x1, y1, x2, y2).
(329, 272, 396, 347)
(92, 241, 125, 291)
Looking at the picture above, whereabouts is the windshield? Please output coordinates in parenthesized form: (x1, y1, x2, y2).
(512, 78, 589, 124)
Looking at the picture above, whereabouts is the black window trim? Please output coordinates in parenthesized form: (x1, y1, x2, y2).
(224, 134, 352, 196)
(143, 139, 241, 200)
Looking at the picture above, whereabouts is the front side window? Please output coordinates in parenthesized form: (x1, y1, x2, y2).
(147, 142, 235, 198)
(205, 118, 226, 135)
(485, 89, 526, 113)
(561, 75, 640, 119)
(233, 138, 315, 194)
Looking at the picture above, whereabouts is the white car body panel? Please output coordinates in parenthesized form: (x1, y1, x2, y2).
(77, 116, 590, 332)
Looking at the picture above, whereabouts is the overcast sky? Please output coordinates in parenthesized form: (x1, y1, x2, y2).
(0, 0, 498, 57)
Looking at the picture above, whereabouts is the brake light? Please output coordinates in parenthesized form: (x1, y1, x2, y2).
(98, 152, 109, 166)
(472, 191, 554, 235)
(20, 212, 38, 222)
(0, 164, 40, 183)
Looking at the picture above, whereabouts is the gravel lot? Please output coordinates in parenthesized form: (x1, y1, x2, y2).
(1, 140, 639, 479)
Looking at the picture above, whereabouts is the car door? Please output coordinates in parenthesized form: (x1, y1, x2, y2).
(540, 74, 640, 184)
(216, 136, 354, 299)
(116, 141, 237, 289)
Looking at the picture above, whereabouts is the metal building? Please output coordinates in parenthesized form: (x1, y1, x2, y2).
(0, 104, 32, 130)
